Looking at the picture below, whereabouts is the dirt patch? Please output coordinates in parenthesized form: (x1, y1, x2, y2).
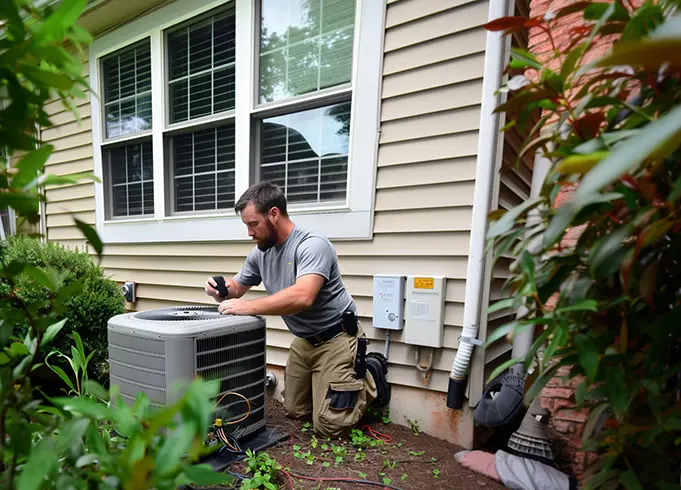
(227, 398, 505, 490)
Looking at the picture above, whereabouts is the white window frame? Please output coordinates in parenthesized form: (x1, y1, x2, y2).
(89, 0, 384, 244)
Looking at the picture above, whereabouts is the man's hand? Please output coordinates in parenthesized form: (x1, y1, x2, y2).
(204, 276, 223, 300)
(218, 298, 254, 316)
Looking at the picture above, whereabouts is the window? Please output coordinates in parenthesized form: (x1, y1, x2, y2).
(90, 0, 383, 243)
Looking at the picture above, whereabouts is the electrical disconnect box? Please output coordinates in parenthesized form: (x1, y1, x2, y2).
(372, 275, 405, 330)
(404, 275, 446, 348)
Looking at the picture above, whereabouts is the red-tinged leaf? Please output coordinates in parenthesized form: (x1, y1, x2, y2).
(640, 261, 658, 308)
(574, 112, 606, 140)
(638, 180, 657, 204)
(483, 16, 527, 32)
(524, 17, 544, 28)
(556, 1, 593, 19)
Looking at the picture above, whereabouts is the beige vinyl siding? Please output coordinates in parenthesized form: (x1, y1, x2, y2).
(42, 0, 490, 396)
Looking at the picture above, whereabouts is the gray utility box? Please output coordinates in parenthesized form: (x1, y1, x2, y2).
(107, 306, 267, 439)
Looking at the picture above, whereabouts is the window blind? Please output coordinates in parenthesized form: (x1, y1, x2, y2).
(109, 140, 154, 217)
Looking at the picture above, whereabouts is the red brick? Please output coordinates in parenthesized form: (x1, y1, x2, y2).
(555, 408, 589, 424)
(541, 387, 574, 400)
(551, 420, 575, 434)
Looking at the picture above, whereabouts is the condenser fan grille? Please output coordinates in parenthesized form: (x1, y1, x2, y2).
(197, 327, 267, 434)
(134, 305, 224, 321)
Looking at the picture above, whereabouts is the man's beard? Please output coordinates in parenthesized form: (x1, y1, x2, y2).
(257, 221, 278, 251)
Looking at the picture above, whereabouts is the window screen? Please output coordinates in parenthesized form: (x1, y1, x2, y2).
(108, 141, 154, 217)
(260, 102, 349, 204)
(259, 0, 356, 103)
(102, 41, 152, 138)
(168, 6, 236, 124)
(172, 126, 236, 212)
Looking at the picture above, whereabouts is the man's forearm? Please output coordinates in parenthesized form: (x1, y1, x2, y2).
(247, 286, 313, 316)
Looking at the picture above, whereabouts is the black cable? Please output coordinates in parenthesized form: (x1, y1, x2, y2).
(285, 469, 404, 490)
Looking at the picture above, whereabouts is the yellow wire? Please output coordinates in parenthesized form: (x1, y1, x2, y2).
(213, 391, 252, 425)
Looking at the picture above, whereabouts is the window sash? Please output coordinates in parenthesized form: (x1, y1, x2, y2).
(90, 0, 382, 243)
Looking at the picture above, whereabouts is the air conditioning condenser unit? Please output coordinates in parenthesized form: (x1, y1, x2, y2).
(107, 305, 267, 439)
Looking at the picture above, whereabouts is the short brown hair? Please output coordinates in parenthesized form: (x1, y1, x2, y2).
(234, 182, 288, 216)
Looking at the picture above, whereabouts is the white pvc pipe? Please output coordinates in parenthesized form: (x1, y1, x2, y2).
(447, 0, 514, 408)
(511, 148, 552, 359)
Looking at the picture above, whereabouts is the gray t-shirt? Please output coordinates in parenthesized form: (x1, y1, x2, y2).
(234, 226, 356, 337)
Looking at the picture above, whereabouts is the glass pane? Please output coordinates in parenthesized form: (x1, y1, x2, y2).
(170, 79, 189, 123)
(168, 28, 189, 79)
(126, 144, 142, 183)
(217, 126, 235, 171)
(112, 185, 127, 217)
(128, 183, 143, 215)
(143, 182, 154, 214)
(194, 173, 216, 211)
(259, 102, 349, 203)
(110, 147, 127, 184)
(175, 176, 193, 212)
(259, 48, 287, 103)
(107, 140, 154, 218)
(167, 5, 235, 123)
(287, 159, 319, 203)
(213, 66, 235, 113)
(193, 128, 216, 175)
(320, 156, 347, 201)
(214, 9, 236, 66)
(189, 18, 213, 73)
(189, 73, 212, 120)
(259, 0, 356, 103)
(174, 133, 194, 176)
(319, 26, 353, 90)
(217, 171, 235, 209)
(102, 41, 152, 139)
(142, 141, 153, 180)
(171, 124, 235, 213)
(261, 121, 287, 164)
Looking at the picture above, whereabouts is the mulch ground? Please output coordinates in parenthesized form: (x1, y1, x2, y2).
(225, 398, 506, 490)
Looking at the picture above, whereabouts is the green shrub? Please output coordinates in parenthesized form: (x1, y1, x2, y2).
(0, 235, 125, 380)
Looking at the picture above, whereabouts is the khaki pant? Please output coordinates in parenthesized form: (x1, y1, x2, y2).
(282, 326, 377, 438)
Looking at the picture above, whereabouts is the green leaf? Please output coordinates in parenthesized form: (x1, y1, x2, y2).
(76, 453, 99, 468)
(584, 2, 630, 21)
(621, 469, 644, 490)
(487, 298, 516, 315)
(558, 151, 609, 174)
(74, 218, 103, 256)
(83, 380, 109, 400)
(17, 438, 58, 490)
(575, 335, 599, 381)
(46, 352, 76, 393)
(38, 172, 100, 188)
(556, 300, 598, 314)
(57, 418, 90, 452)
(8, 341, 29, 357)
(597, 39, 681, 69)
(488, 197, 544, 238)
(154, 421, 197, 476)
(183, 464, 234, 486)
(13, 145, 53, 189)
(53, 397, 112, 419)
(21, 65, 73, 91)
(582, 403, 609, 443)
(561, 43, 586, 80)
(509, 47, 542, 70)
(40, 319, 67, 348)
(34, 0, 88, 43)
(524, 361, 563, 404)
(588, 224, 632, 278)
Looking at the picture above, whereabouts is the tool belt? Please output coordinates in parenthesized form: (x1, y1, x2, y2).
(302, 310, 367, 380)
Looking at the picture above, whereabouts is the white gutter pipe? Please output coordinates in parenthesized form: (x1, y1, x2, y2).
(447, 0, 514, 409)
(511, 148, 552, 359)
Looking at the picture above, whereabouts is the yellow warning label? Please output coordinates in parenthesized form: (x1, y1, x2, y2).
(414, 277, 434, 289)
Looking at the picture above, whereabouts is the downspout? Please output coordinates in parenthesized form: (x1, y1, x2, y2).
(447, 0, 514, 409)
(511, 147, 552, 359)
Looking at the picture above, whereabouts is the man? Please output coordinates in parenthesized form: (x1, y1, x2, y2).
(204, 182, 389, 438)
